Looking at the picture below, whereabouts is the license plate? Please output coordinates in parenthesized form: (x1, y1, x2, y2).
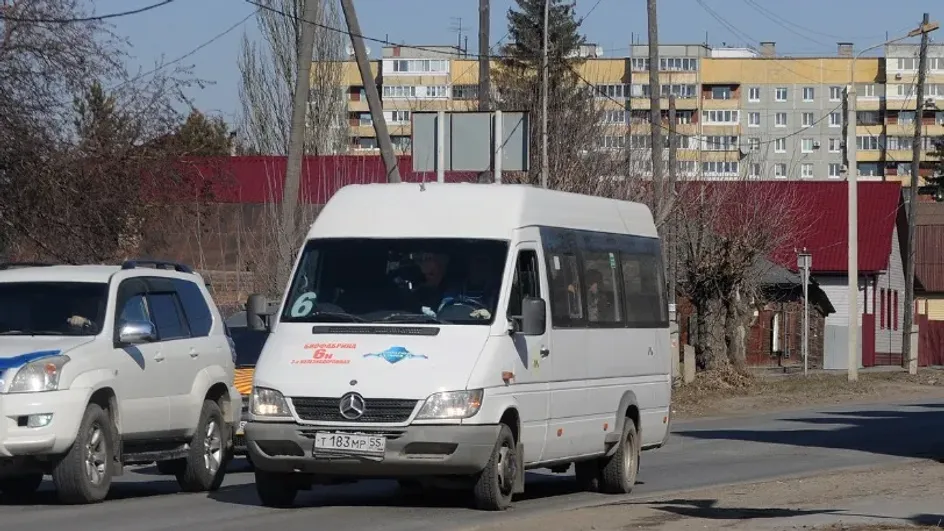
(313, 432, 386, 456)
(236, 421, 247, 436)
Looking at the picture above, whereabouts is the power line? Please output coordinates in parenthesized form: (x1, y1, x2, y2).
(0, 0, 175, 23)
(109, 8, 259, 91)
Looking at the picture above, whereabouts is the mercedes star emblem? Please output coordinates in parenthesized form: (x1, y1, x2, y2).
(339, 392, 366, 420)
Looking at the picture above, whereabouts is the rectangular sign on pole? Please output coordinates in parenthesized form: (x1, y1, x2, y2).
(411, 111, 529, 174)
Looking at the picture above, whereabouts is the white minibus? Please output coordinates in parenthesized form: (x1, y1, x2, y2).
(244, 182, 671, 510)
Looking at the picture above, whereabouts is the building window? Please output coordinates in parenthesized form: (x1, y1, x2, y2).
(858, 162, 880, 176)
(749, 163, 761, 178)
(828, 163, 842, 178)
(425, 85, 449, 98)
(631, 58, 649, 71)
(358, 113, 372, 126)
(704, 136, 739, 151)
(748, 87, 761, 102)
(701, 161, 739, 176)
(829, 112, 841, 127)
(387, 58, 449, 74)
(382, 85, 417, 98)
(710, 86, 733, 100)
(857, 111, 882, 125)
(775, 112, 787, 127)
(896, 57, 917, 71)
(386, 110, 410, 124)
(802, 112, 814, 127)
(802, 87, 815, 101)
(828, 138, 842, 153)
(829, 86, 842, 101)
(748, 137, 761, 152)
(773, 163, 787, 178)
(801, 163, 814, 178)
(453, 85, 478, 100)
(391, 135, 412, 151)
(859, 84, 877, 98)
(775, 138, 787, 153)
(602, 110, 626, 124)
(598, 135, 626, 150)
(595, 84, 629, 99)
(856, 135, 883, 150)
(703, 110, 739, 124)
(748, 112, 760, 127)
(775, 87, 788, 102)
(801, 138, 815, 153)
(880, 288, 886, 329)
(661, 84, 697, 98)
(893, 290, 899, 331)
(898, 111, 916, 125)
(937, 111, 944, 125)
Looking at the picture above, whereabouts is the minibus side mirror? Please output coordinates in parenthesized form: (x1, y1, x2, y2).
(520, 296, 547, 336)
(246, 293, 270, 332)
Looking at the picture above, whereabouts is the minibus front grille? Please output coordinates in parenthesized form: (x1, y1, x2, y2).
(291, 397, 418, 423)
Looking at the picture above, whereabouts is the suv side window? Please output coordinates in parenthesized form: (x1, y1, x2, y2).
(172, 279, 213, 337)
(119, 294, 149, 323)
(147, 292, 190, 341)
(114, 278, 150, 338)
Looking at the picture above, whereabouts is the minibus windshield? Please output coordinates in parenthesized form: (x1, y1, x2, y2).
(280, 238, 510, 325)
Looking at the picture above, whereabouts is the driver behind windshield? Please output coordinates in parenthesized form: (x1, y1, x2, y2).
(440, 252, 499, 311)
(413, 252, 449, 310)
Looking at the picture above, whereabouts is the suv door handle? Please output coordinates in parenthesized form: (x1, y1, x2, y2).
(189, 348, 199, 358)
(540, 346, 550, 358)
(154, 353, 165, 362)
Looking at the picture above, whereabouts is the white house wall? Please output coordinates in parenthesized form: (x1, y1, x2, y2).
(819, 276, 866, 325)
(874, 224, 905, 355)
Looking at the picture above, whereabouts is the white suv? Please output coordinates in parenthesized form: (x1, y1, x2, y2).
(0, 260, 241, 504)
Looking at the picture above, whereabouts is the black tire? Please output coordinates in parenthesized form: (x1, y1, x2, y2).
(255, 470, 299, 508)
(599, 418, 640, 495)
(156, 460, 185, 475)
(0, 473, 44, 500)
(471, 424, 518, 511)
(175, 399, 229, 492)
(52, 403, 113, 504)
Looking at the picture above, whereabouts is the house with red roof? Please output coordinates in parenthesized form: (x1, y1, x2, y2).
(767, 181, 906, 368)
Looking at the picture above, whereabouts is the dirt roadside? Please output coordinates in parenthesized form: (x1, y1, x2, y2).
(672, 368, 944, 420)
(467, 461, 944, 531)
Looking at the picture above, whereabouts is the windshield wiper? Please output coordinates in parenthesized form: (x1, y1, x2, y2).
(379, 312, 446, 324)
(308, 311, 366, 323)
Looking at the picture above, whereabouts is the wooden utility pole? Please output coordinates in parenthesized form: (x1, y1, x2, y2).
(646, 0, 665, 227)
(667, 95, 677, 305)
(278, 0, 322, 287)
(540, 0, 549, 189)
(477, 0, 491, 184)
(339, 0, 400, 184)
(903, 12, 932, 374)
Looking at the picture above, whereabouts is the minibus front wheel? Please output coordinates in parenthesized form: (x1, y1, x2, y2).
(471, 423, 517, 511)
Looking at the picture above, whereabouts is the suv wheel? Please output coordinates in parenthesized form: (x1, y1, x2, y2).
(52, 403, 114, 504)
(0, 473, 44, 500)
(176, 399, 229, 492)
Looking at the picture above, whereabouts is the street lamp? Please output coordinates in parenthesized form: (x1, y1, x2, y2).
(843, 23, 938, 382)
(797, 249, 812, 376)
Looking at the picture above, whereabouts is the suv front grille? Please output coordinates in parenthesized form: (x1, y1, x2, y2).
(291, 397, 418, 423)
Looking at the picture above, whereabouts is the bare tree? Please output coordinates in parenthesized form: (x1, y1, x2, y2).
(675, 174, 809, 372)
(238, 0, 348, 155)
(0, 0, 209, 263)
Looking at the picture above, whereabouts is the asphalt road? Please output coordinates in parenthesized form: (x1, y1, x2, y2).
(3, 398, 943, 531)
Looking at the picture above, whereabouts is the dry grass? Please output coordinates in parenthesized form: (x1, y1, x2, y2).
(672, 368, 944, 419)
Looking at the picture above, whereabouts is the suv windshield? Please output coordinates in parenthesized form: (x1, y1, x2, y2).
(0, 282, 109, 336)
(281, 238, 509, 325)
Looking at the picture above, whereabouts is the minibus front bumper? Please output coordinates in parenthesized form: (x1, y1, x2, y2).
(244, 421, 500, 477)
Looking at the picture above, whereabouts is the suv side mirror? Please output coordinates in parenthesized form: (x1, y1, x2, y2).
(246, 293, 270, 332)
(118, 320, 157, 345)
(520, 296, 547, 336)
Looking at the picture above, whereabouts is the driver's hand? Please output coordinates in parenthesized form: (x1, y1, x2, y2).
(68, 315, 91, 327)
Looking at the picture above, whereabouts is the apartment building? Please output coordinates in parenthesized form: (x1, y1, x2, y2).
(337, 41, 944, 182)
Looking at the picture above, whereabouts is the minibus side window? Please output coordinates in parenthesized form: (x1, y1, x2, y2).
(507, 250, 540, 319)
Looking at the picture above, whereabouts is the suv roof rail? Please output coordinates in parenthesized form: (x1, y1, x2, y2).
(0, 262, 56, 270)
(121, 259, 194, 274)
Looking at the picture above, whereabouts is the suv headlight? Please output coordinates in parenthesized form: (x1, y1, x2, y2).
(251, 387, 292, 418)
(8, 355, 71, 393)
(416, 389, 483, 420)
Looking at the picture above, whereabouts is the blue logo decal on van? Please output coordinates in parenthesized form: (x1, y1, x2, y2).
(363, 346, 427, 364)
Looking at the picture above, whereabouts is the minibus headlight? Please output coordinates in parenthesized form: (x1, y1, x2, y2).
(416, 389, 483, 420)
(251, 387, 292, 418)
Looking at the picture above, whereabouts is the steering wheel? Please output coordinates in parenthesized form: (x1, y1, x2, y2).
(438, 294, 489, 312)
